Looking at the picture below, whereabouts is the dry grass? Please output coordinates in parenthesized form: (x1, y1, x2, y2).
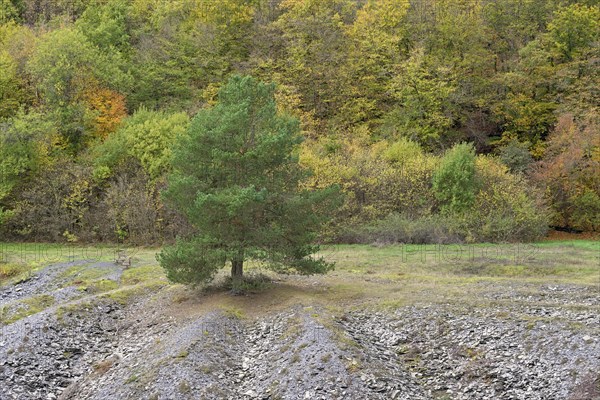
(2, 241, 597, 327)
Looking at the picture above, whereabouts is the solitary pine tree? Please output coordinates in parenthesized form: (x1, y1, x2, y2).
(158, 75, 339, 288)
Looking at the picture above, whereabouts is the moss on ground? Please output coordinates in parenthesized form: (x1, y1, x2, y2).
(121, 265, 165, 285)
(0, 262, 35, 287)
(0, 294, 55, 324)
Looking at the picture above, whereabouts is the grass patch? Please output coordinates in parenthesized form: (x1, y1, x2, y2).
(55, 301, 93, 324)
(0, 240, 597, 320)
(60, 264, 122, 295)
(0, 263, 27, 280)
(78, 279, 119, 294)
(102, 280, 165, 305)
(178, 380, 191, 394)
(0, 294, 55, 324)
(175, 349, 189, 359)
(0, 262, 34, 286)
(0, 242, 117, 265)
(319, 240, 600, 286)
(93, 358, 115, 375)
(61, 264, 106, 280)
(121, 265, 165, 285)
(222, 306, 245, 320)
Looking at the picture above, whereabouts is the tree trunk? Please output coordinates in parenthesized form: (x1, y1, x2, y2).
(231, 259, 243, 281)
(231, 250, 244, 293)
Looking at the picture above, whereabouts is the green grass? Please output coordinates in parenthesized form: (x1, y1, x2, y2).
(0, 294, 55, 324)
(102, 280, 166, 305)
(0, 262, 33, 286)
(0, 242, 116, 265)
(0, 240, 597, 322)
(221, 306, 245, 319)
(121, 264, 165, 285)
(58, 254, 166, 295)
(319, 240, 600, 285)
(55, 301, 93, 324)
(59, 263, 118, 294)
(61, 263, 109, 280)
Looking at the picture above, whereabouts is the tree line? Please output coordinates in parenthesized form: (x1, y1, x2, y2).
(0, 0, 598, 245)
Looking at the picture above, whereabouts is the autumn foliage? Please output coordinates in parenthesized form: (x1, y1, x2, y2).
(0, 0, 599, 243)
(82, 85, 127, 140)
(533, 115, 600, 231)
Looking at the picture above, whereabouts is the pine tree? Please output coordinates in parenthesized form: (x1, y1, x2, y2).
(158, 75, 339, 289)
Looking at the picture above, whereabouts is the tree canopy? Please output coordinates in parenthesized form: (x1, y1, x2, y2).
(0, 0, 598, 245)
(158, 75, 339, 287)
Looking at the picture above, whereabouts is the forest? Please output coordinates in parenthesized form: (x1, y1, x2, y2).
(1, 2, 600, 399)
(0, 0, 599, 245)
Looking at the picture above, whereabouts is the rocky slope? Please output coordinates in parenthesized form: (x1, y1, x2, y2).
(0, 260, 599, 400)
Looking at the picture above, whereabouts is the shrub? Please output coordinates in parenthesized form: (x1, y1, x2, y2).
(337, 213, 463, 244)
(0, 263, 26, 281)
(465, 156, 549, 242)
(383, 138, 424, 165)
(7, 160, 91, 241)
(570, 190, 600, 232)
(532, 114, 600, 231)
(432, 143, 477, 214)
(498, 139, 533, 174)
(336, 156, 549, 244)
(92, 108, 189, 181)
(6, 159, 190, 243)
(301, 136, 438, 237)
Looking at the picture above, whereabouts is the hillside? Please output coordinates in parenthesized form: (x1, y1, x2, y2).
(1, 1, 599, 399)
(0, 0, 599, 244)
(1, 242, 598, 399)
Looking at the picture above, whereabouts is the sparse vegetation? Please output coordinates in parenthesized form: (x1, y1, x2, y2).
(0, 294, 54, 324)
(93, 359, 115, 375)
(178, 380, 191, 394)
(175, 350, 189, 360)
(222, 307, 244, 320)
(0, 263, 29, 283)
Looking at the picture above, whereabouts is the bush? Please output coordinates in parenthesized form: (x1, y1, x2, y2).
(432, 142, 477, 213)
(498, 139, 533, 174)
(335, 156, 549, 244)
(532, 114, 600, 231)
(97, 164, 163, 244)
(464, 156, 549, 242)
(570, 190, 600, 232)
(307, 136, 549, 243)
(92, 108, 189, 181)
(337, 213, 463, 244)
(302, 136, 438, 235)
(7, 160, 90, 241)
(0, 263, 27, 282)
(6, 160, 190, 243)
